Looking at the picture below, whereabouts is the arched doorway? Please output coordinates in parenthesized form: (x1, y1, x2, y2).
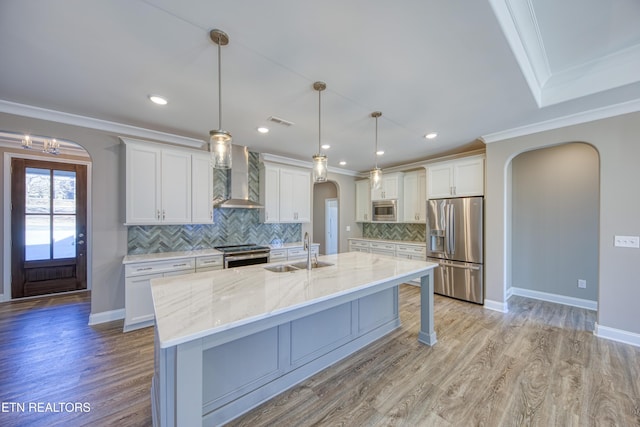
(2, 131, 92, 300)
(508, 142, 599, 309)
(313, 181, 339, 255)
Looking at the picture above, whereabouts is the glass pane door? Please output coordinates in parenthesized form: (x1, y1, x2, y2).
(24, 167, 77, 261)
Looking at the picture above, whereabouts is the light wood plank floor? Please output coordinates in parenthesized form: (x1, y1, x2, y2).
(1, 286, 638, 426)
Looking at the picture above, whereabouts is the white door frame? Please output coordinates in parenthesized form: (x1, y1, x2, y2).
(325, 198, 338, 255)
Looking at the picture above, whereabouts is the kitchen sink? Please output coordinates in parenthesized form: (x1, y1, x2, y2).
(289, 261, 334, 270)
(264, 261, 334, 273)
(264, 264, 299, 273)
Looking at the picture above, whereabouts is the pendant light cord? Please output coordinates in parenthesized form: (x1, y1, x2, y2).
(318, 88, 322, 153)
(374, 115, 378, 169)
(217, 41, 222, 129)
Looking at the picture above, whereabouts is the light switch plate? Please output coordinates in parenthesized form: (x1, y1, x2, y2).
(614, 235, 640, 248)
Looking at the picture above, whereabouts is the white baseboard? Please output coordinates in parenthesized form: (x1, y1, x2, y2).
(594, 322, 640, 348)
(484, 299, 509, 313)
(88, 308, 125, 326)
(510, 287, 597, 311)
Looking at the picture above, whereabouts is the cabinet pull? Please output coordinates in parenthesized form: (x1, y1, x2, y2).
(173, 263, 188, 267)
(156, 210, 160, 220)
(162, 209, 166, 220)
(137, 267, 152, 271)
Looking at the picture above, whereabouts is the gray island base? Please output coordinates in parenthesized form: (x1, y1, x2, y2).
(150, 252, 437, 426)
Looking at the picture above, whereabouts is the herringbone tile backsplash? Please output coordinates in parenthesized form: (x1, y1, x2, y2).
(128, 152, 301, 254)
(363, 223, 426, 242)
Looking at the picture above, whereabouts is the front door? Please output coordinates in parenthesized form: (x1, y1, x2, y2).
(10, 158, 87, 298)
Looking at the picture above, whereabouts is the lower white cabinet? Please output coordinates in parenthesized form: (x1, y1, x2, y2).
(396, 244, 427, 260)
(124, 254, 223, 332)
(348, 239, 426, 284)
(349, 240, 371, 253)
(286, 245, 319, 261)
(369, 241, 396, 257)
(195, 255, 224, 272)
(269, 249, 287, 262)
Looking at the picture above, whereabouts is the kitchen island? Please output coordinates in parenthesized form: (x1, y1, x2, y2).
(150, 252, 438, 426)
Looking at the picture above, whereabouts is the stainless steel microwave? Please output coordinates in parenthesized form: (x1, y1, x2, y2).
(372, 199, 398, 222)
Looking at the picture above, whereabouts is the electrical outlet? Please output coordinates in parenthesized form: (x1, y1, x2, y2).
(614, 235, 640, 248)
(346, 226, 351, 232)
(578, 279, 586, 289)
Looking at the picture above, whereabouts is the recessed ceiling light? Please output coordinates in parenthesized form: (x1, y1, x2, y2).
(339, 161, 346, 166)
(425, 132, 438, 139)
(376, 150, 384, 156)
(321, 144, 330, 150)
(148, 95, 168, 105)
(257, 127, 269, 134)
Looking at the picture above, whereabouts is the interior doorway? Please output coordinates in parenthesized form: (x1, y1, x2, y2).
(10, 158, 87, 298)
(509, 142, 599, 308)
(325, 198, 338, 255)
(313, 181, 339, 255)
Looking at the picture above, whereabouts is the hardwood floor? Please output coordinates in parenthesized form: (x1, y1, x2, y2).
(1, 286, 638, 426)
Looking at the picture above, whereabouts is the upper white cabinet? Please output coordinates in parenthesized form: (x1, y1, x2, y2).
(371, 172, 404, 200)
(123, 138, 213, 225)
(426, 156, 484, 199)
(280, 168, 311, 222)
(403, 169, 426, 222)
(355, 179, 371, 222)
(191, 153, 214, 224)
(260, 163, 311, 223)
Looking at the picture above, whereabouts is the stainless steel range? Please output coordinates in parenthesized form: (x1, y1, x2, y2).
(214, 244, 271, 268)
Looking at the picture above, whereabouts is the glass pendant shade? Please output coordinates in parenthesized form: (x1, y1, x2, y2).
(312, 81, 328, 183)
(370, 167, 382, 190)
(210, 130, 232, 169)
(313, 153, 328, 182)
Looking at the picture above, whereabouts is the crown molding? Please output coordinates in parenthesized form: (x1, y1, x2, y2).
(0, 99, 205, 148)
(481, 98, 640, 144)
(259, 152, 359, 177)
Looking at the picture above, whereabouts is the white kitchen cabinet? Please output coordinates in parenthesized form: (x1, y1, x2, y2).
(124, 257, 196, 331)
(396, 243, 426, 260)
(260, 163, 311, 223)
(124, 138, 203, 225)
(260, 164, 280, 223)
(269, 249, 287, 262)
(371, 172, 404, 200)
(125, 142, 161, 224)
(369, 241, 396, 257)
(286, 245, 319, 261)
(355, 179, 371, 222)
(280, 168, 311, 222)
(191, 153, 214, 224)
(427, 156, 484, 199)
(348, 240, 370, 253)
(195, 255, 223, 272)
(161, 149, 192, 223)
(403, 170, 426, 223)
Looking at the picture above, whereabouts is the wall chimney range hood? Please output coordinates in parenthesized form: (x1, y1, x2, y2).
(213, 145, 263, 209)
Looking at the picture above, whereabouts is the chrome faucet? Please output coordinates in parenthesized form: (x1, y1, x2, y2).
(304, 232, 312, 270)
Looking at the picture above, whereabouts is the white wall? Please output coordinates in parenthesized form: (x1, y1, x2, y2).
(485, 111, 640, 338)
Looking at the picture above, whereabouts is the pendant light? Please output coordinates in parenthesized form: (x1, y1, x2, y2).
(312, 81, 328, 182)
(209, 29, 232, 169)
(370, 111, 383, 190)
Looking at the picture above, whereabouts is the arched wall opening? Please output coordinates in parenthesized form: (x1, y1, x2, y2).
(507, 142, 599, 310)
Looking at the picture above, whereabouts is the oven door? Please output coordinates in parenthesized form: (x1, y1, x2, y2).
(224, 252, 270, 268)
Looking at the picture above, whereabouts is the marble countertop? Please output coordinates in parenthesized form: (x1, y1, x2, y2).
(151, 252, 437, 348)
(348, 237, 426, 246)
(122, 242, 319, 264)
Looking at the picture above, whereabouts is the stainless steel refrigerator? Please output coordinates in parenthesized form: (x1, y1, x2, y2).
(426, 196, 484, 304)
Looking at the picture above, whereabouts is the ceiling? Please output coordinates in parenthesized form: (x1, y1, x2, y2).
(1, 0, 640, 173)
